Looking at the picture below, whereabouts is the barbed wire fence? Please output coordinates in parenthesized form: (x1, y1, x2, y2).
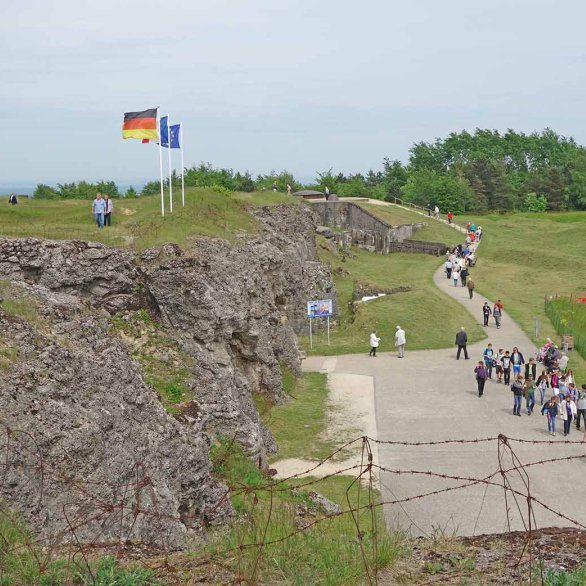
(1, 422, 585, 585)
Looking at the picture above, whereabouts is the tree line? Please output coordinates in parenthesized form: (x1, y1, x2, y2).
(33, 128, 586, 212)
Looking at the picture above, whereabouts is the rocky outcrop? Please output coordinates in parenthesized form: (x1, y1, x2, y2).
(0, 283, 229, 549)
(0, 203, 335, 546)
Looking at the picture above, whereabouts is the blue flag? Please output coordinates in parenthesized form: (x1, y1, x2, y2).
(170, 124, 181, 149)
(160, 115, 169, 148)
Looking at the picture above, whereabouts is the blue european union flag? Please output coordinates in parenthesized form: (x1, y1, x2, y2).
(170, 124, 181, 149)
(160, 115, 169, 148)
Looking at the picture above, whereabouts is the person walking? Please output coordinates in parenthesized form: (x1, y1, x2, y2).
(453, 269, 460, 287)
(524, 376, 536, 415)
(511, 375, 524, 416)
(104, 193, 113, 226)
(493, 303, 502, 329)
(482, 302, 492, 327)
(474, 361, 488, 397)
(445, 258, 453, 279)
(560, 394, 577, 436)
(455, 327, 469, 360)
(541, 397, 558, 436)
(447, 211, 453, 224)
(524, 358, 537, 381)
(501, 350, 512, 385)
(286, 183, 292, 195)
(483, 343, 495, 379)
(92, 192, 106, 228)
(576, 384, 586, 431)
(536, 371, 549, 405)
(395, 325, 406, 358)
(511, 347, 525, 377)
(324, 186, 330, 201)
(369, 330, 381, 357)
(495, 348, 505, 383)
(8, 193, 18, 205)
(460, 266, 468, 287)
(467, 277, 475, 299)
(272, 181, 277, 192)
(434, 205, 439, 219)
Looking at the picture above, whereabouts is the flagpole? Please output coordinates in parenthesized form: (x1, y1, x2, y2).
(157, 108, 164, 217)
(180, 123, 185, 207)
(167, 113, 173, 213)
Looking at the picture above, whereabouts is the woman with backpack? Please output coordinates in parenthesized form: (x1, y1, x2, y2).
(541, 397, 558, 436)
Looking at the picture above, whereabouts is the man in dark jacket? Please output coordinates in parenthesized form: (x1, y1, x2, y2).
(482, 302, 492, 326)
(455, 327, 469, 360)
(511, 375, 524, 416)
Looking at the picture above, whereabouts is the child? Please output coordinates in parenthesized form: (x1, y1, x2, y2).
(541, 397, 558, 436)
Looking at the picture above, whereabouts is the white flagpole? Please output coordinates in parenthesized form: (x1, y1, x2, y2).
(157, 108, 164, 217)
(180, 123, 185, 207)
(167, 114, 173, 213)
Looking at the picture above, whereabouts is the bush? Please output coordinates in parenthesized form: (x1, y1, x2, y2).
(524, 192, 548, 212)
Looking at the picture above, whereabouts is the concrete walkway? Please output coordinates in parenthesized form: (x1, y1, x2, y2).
(298, 260, 586, 537)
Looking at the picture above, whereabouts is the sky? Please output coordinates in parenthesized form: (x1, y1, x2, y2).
(2, 0, 586, 188)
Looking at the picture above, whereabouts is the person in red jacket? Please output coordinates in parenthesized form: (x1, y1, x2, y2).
(447, 211, 453, 224)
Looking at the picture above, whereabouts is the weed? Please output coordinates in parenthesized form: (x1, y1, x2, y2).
(423, 560, 445, 574)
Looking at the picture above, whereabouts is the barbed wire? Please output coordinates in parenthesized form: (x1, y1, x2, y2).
(1, 424, 585, 585)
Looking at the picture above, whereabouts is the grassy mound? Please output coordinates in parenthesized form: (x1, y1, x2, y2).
(0, 188, 295, 250)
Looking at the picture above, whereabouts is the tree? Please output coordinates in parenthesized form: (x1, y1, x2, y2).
(381, 158, 408, 201)
(126, 186, 138, 198)
(400, 169, 473, 213)
(33, 184, 59, 199)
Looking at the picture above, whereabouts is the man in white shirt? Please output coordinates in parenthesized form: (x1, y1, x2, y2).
(395, 326, 406, 358)
(369, 330, 381, 357)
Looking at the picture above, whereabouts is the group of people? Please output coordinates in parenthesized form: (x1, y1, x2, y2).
(369, 326, 406, 358)
(472, 339, 586, 437)
(445, 242, 478, 298)
(91, 192, 114, 228)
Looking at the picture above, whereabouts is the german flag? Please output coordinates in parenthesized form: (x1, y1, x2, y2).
(122, 108, 158, 140)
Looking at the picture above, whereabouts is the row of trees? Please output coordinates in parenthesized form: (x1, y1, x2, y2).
(33, 128, 586, 212)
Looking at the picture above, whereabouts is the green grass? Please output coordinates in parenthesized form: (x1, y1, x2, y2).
(300, 239, 485, 356)
(545, 298, 586, 360)
(0, 189, 297, 251)
(265, 372, 340, 462)
(541, 564, 586, 585)
(0, 281, 40, 323)
(206, 439, 408, 585)
(472, 211, 586, 380)
(360, 202, 462, 245)
(0, 509, 159, 586)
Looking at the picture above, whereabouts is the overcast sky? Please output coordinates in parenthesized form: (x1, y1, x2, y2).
(2, 0, 586, 186)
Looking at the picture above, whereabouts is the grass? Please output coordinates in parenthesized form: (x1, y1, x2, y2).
(472, 211, 586, 381)
(541, 564, 586, 585)
(264, 371, 345, 462)
(206, 438, 408, 585)
(0, 281, 40, 323)
(300, 238, 485, 356)
(0, 508, 159, 586)
(0, 188, 297, 251)
(545, 298, 586, 360)
(360, 202, 462, 245)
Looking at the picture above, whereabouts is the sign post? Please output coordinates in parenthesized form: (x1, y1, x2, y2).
(307, 299, 333, 348)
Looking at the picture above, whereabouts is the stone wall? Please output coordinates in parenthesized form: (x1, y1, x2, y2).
(388, 239, 448, 256)
(309, 201, 426, 253)
(0, 203, 336, 547)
